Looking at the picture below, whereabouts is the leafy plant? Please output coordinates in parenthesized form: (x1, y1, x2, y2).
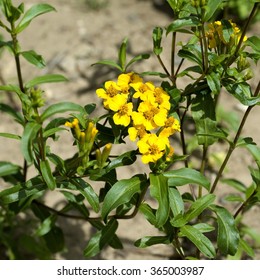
(0, 0, 259, 260)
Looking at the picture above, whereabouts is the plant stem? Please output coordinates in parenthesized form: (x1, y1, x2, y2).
(171, 32, 176, 83)
(156, 54, 174, 83)
(210, 80, 260, 194)
(199, 145, 208, 198)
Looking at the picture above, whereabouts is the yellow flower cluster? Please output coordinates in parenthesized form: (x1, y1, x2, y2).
(96, 73, 181, 164)
(206, 20, 247, 51)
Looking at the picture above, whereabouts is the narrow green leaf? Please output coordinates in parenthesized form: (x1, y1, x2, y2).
(180, 225, 216, 259)
(106, 150, 137, 173)
(168, 187, 184, 216)
(20, 50, 46, 68)
(221, 19, 234, 43)
(134, 236, 170, 248)
(203, 0, 222, 22)
(164, 168, 210, 191)
(0, 161, 21, 177)
(40, 160, 56, 190)
(44, 226, 64, 254)
(166, 17, 199, 35)
(225, 82, 260, 106)
(84, 218, 118, 258)
(245, 36, 260, 53)
(41, 102, 85, 121)
(185, 194, 216, 222)
(0, 177, 46, 204)
(210, 205, 240, 256)
(91, 59, 123, 71)
(206, 72, 221, 94)
(21, 121, 41, 164)
(0, 132, 21, 140)
(0, 103, 24, 124)
(119, 37, 127, 71)
(15, 4, 56, 33)
(126, 53, 150, 70)
(101, 174, 148, 220)
(69, 178, 99, 213)
(35, 215, 56, 236)
(139, 203, 156, 226)
(171, 194, 216, 227)
(150, 173, 170, 228)
(25, 74, 68, 89)
(153, 27, 163, 55)
(191, 93, 221, 147)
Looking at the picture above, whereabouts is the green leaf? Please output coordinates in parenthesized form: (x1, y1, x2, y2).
(210, 205, 240, 256)
(15, 4, 56, 33)
(21, 121, 41, 164)
(245, 143, 260, 168)
(185, 194, 216, 222)
(0, 103, 24, 124)
(0, 132, 21, 140)
(203, 0, 222, 22)
(153, 27, 163, 55)
(221, 178, 247, 192)
(191, 93, 222, 147)
(20, 50, 45, 68)
(118, 37, 127, 71)
(69, 178, 99, 213)
(35, 215, 56, 236)
(25, 74, 68, 89)
(166, 17, 199, 35)
(139, 203, 156, 226)
(225, 82, 260, 106)
(0, 161, 21, 177)
(150, 173, 170, 228)
(41, 102, 85, 121)
(106, 150, 137, 173)
(221, 19, 234, 43)
(134, 236, 170, 248)
(245, 36, 260, 53)
(84, 218, 118, 258)
(171, 194, 216, 227)
(91, 59, 123, 71)
(164, 168, 210, 191)
(40, 160, 56, 190)
(168, 187, 184, 216)
(179, 225, 216, 259)
(0, 177, 46, 204)
(126, 53, 150, 70)
(206, 72, 221, 94)
(178, 45, 203, 68)
(101, 174, 148, 220)
(44, 226, 64, 254)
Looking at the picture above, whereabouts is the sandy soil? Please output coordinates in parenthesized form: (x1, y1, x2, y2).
(0, 0, 259, 259)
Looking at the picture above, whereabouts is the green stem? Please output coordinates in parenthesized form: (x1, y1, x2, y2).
(156, 54, 174, 83)
(210, 80, 260, 194)
(171, 32, 176, 84)
(199, 145, 208, 198)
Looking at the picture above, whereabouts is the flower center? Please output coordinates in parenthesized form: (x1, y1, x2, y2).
(107, 85, 118, 97)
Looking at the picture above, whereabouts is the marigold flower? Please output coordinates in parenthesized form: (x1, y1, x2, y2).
(108, 94, 133, 126)
(160, 116, 181, 138)
(132, 101, 167, 130)
(128, 124, 147, 141)
(132, 82, 155, 101)
(137, 134, 169, 164)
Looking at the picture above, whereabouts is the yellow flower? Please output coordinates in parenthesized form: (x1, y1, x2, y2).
(117, 73, 131, 94)
(96, 81, 121, 109)
(132, 101, 167, 130)
(148, 87, 171, 110)
(128, 72, 143, 84)
(131, 81, 155, 101)
(109, 94, 133, 127)
(160, 116, 181, 138)
(128, 124, 147, 141)
(137, 134, 169, 164)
